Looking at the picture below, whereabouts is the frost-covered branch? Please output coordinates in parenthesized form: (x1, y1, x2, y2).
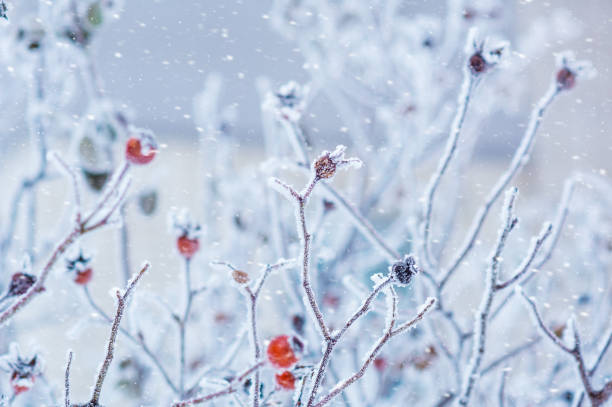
(312, 297, 436, 407)
(171, 361, 266, 407)
(439, 81, 561, 290)
(520, 290, 612, 406)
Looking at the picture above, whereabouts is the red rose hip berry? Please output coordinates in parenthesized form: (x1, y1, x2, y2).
(177, 235, 199, 259)
(267, 335, 302, 368)
(275, 371, 296, 390)
(74, 268, 93, 285)
(125, 130, 157, 165)
(10, 372, 35, 395)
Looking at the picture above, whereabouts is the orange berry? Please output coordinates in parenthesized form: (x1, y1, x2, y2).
(267, 335, 300, 368)
(275, 371, 295, 390)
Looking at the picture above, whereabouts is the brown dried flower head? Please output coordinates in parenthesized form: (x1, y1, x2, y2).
(554, 51, 595, 91)
(314, 155, 336, 179)
(465, 28, 508, 76)
(313, 145, 361, 180)
(232, 270, 250, 285)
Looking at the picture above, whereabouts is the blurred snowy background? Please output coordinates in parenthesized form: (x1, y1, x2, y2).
(0, 0, 610, 406)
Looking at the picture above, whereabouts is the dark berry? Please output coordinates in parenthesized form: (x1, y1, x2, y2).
(469, 53, 487, 75)
(391, 255, 419, 285)
(556, 68, 576, 90)
(8, 273, 36, 296)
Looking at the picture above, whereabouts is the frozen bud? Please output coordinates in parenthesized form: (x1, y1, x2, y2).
(65, 250, 93, 285)
(7, 272, 37, 297)
(232, 270, 249, 285)
(313, 145, 361, 180)
(0, 344, 43, 396)
(554, 51, 595, 91)
(390, 255, 419, 286)
(465, 28, 508, 75)
(125, 128, 158, 165)
(262, 81, 310, 122)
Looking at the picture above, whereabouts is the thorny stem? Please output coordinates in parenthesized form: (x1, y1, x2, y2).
(90, 263, 149, 405)
(520, 291, 612, 407)
(421, 71, 476, 269)
(439, 83, 560, 290)
(172, 361, 266, 407)
(312, 297, 436, 407)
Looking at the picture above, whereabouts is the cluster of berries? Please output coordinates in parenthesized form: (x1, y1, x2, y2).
(266, 335, 304, 390)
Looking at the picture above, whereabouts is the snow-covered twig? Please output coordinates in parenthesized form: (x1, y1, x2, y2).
(312, 297, 436, 407)
(439, 81, 561, 290)
(520, 290, 612, 406)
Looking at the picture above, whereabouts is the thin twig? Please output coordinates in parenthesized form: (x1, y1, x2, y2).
(495, 222, 553, 290)
(312, 297, 436, 407)
(421, 71, 476, 268)
(172, 361, 266, 407)
(520, 290, 612, 406)
(90, 263, 149, 405)
(457, 188, 518, 406)
(439, 83, 560, 290)
(0, 159, 133, 325)
(64, 351, 73, 407)
(82, 285, 178, 393)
